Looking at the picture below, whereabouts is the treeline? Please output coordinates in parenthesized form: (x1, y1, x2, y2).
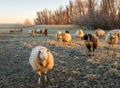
(34, 0, 120, 29)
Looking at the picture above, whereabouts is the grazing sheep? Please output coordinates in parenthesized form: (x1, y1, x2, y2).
(29, 46, 54, 84)
(43, 29, 48, 36)
(76, 29, 84, 39)
(16, 28, 22, 32)
(19, 28, 22, 32)
(95, 28, 105, 37)
(36, 29, 41, 34)
(16, 29, 19, 32)
(40, 30, 43, 34)
(29, 30, 35, 36)
(10, 29, 16, 32)
(83, 34, 98, 55)
(62, 32, 72, 42)
(105, 32, 118, 47)
(56, 31, 62, 41)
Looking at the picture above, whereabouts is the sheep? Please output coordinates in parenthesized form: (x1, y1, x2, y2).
(18, 28, 22, 32)
(95, 28, 105, 37)
(62, 32, 72, 42)
(105, 32, 118, 47)
(16, 28, 22, 32)
(108, 29, 120, 37)
(36, 29, 41, 34)
(83, 34, 98, 56)
(10, 29, 16, 32)
(19, 28, 23, 32)
(43, 28, 48, 36)
(65, 30, 69, 33)
(56, 31, 62, 41)
(29, 46, 54, 85)
(75, 29, 84, 39)
(40, 30, 43, 34)
(28, 30, 35, 36)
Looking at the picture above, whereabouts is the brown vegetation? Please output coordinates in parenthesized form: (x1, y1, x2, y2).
(34, 0, 120, 29)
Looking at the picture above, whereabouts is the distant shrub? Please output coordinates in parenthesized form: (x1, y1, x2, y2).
(24, 19, 32, 26)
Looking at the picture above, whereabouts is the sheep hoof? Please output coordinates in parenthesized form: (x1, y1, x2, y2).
(37, 78, 41, 85)
(45, 76, 47, 83)
(92, 53, 95, 56)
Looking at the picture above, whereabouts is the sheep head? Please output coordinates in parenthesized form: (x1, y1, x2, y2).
(109, 33, 117, 43)
(83, 34, 88, 40)
(38, 49, 49, 60)
(37, 49, 50, 67)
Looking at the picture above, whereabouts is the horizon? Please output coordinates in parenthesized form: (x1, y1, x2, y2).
(0, 0, 72, 24)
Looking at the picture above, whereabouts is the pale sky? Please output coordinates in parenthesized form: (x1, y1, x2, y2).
(0, 0, 72, 24)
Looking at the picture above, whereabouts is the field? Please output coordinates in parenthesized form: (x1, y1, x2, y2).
(0, 25, 120, 88)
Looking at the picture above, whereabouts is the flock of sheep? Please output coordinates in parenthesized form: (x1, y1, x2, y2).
(10, 28, 22, 32)
(28, 28, 48, 36)
(28, 28, 120, 85)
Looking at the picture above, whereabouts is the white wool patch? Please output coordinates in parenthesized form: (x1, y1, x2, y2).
(39, 49, 48, 60)
(29, 46, 48, 69)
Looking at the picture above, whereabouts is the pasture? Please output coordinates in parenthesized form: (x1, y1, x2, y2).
(0, 25, 120, 88)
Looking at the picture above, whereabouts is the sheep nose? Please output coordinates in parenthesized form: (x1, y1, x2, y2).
(40, 53, 45, 59)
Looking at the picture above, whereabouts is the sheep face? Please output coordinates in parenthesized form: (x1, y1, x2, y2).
(109, 33, 117, 44)
(38, 49, 49, 60)
(83, 34, 88, 40)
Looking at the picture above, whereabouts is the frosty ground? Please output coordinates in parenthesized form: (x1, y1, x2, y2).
(0, 25, 120, 88)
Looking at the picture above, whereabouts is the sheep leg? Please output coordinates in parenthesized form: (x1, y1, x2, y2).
(37, 71, 41, 85)
(44, 71, 47, 82)
(92, 48, 95, 56)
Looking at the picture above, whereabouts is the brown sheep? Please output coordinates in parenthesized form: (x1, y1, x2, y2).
(83, 34, 98, 55)
(62, 32, 71, 42)
(95, 29, 105, 37)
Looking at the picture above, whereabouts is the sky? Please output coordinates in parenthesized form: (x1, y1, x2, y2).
(0, 0, 72, 24)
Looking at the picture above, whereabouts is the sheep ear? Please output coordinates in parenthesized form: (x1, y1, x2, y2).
(47, 49, 50, 52)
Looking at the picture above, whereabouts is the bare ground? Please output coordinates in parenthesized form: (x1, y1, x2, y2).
(0, 30, 120, 88)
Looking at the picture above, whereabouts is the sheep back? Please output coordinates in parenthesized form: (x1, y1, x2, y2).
(95, 29, 105, 37)
(62, 32, 71, 42)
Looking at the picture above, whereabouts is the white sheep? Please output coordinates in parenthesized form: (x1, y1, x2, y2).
(29, 46, 54, 84)
(75, 29, 84, 39)
(62, 32, 72, 42)
(109, 29, 120, 37)
(95, 28, 105, 37)
(105, 32, 118, 47)
(56, 31, 62, 41)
